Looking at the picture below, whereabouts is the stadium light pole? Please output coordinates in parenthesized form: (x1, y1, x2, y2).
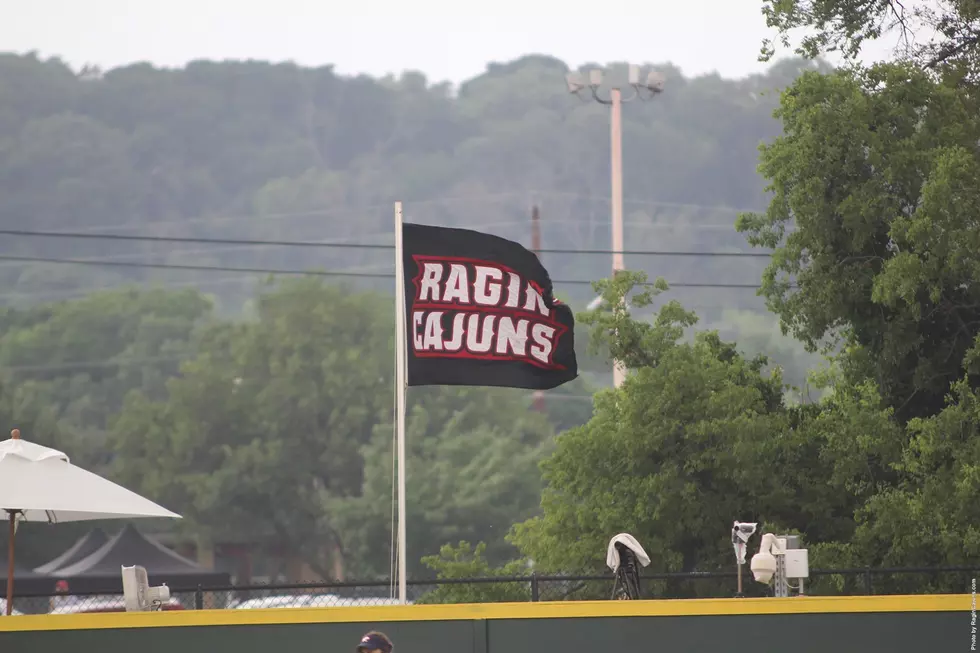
(565, 64, 665, 388)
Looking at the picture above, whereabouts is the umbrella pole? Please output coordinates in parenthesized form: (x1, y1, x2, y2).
(5, 510, 14, 616)
(5, 428, 20, 616)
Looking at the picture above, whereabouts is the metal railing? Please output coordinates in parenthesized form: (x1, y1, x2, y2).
(6, 566, 977, 615)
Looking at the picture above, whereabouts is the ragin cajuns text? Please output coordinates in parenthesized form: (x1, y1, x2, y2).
(410, 256, 568, 369)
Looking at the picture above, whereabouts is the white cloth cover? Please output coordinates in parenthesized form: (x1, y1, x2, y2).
(732, 521, 758, 564)
(606, 533, 651, 572)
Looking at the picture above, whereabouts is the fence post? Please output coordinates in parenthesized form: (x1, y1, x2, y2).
(863, 568, 873, 595)
(195, 585, 204, 610)
(530, 573, 539, 602)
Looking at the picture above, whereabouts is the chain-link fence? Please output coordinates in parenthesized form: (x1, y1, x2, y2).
(6, 566, 976, 615)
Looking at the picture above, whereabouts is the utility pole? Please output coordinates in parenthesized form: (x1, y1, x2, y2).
(564, 65, 665, 388)
(609, 88, 626, 388)
(531, 205, 546, 412)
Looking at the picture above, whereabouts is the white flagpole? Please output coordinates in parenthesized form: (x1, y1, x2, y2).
(393, 201, 408, 604)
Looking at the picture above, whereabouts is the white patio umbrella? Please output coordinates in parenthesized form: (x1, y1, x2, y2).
(1, 429, 181, 615)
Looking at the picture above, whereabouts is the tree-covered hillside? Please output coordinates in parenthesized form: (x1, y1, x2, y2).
(0, 52, 833, 581)
(0, 52, 826, 386)
(5, 0, 980, 597)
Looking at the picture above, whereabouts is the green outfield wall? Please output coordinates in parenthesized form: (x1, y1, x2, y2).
(0, 594, 970, 653)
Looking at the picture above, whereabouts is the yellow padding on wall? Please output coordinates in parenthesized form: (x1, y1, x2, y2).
(0, 594, 970, 633)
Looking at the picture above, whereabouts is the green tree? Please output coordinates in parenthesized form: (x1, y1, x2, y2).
(416, 541, 530, 604)
(6, 49, 942, 585)
(772, 367, 904, 572)
(480, 272, 912, 600)
(813, 366, 980, 593)
(109, 279, 559, 580)
(734, 53, 980, 590)
(737, 63, 980, 423)
(509, 273, 789, 593)
(108, 279, 393, 579)
(703, 308, 828, 400)
(0, 287, 212, 469)
(332, 385, 556, 579)
(760, 0, 980, 77)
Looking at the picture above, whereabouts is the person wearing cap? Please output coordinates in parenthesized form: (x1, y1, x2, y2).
(357, 631, 393, 653)
(50, 580, 78, 612)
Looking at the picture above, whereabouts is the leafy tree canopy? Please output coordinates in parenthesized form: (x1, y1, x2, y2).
(506, 273, 899, 592)
(104, 279, 564, 579)
(13, 46, 976, 592)
(761, 0, 980, 79)
(738, 62, 980, 423)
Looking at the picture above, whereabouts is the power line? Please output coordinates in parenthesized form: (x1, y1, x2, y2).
(0, 254, 771, 289)
(0, 349, 612, 401)
(0, 352, 607, 396)
(0, 228, 773, 258)
(0, 220, 531, 272)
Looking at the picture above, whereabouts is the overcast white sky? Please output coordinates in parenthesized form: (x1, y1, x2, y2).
(3, 0, 901, 84)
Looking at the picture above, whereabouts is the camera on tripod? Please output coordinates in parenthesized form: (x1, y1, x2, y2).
(606, 533, 650, 600)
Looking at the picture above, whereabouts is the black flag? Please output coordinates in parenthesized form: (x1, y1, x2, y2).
(402, 223, 577, 389)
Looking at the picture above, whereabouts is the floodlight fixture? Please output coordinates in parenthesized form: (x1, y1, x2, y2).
(565, 71, 586, 94)
(561, 63, 666, 388)
(644, 70, 666, 94)
(628, 64, 640, 85)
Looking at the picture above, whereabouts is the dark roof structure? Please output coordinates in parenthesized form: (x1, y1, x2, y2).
(46, 523, 229, 593)
(0, 561, 53, 596)
(33, 527, 109, 574)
